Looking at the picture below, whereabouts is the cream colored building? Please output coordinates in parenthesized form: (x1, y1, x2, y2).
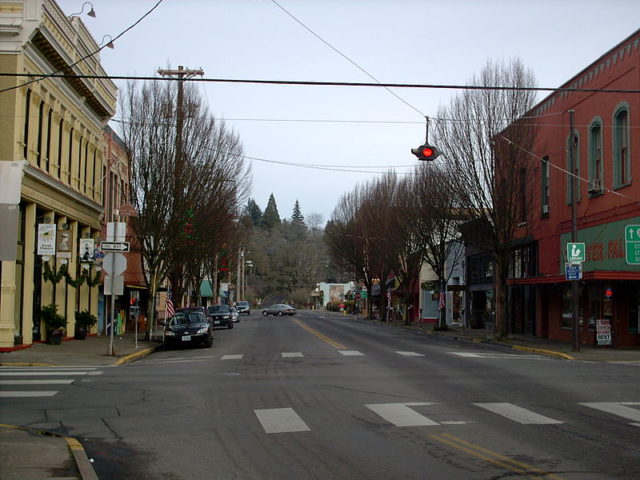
(0, 0, 116, 347)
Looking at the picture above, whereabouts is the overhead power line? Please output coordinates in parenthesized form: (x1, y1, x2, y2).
(0, 0, 165, 95)
(2, 72, 639, 94)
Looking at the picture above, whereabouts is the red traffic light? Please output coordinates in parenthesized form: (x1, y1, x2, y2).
(411, 143, 440, 161)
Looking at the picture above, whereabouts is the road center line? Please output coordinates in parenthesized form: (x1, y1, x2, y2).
(291, 318, 346, 349)
(430, 433, 566, 480)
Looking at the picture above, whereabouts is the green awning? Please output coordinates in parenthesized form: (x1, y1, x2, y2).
(200, 280, 214, 298)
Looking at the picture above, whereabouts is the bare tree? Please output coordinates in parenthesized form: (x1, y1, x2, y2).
(120, 78, 248, 336)
(434, 58, 537, 337)
(403, 163, 464, 329)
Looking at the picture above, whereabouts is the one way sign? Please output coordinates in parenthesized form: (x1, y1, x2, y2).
(100, 241, 130, 253)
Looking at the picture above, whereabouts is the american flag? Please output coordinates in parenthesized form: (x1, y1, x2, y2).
(166, 290, 175, 318)
(438, 291, 446, 310)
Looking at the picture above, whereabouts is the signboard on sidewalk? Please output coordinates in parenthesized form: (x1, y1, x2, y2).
(596, 319, 612, 345)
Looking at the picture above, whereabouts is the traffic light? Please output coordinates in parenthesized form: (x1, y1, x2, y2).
(411, 144, 440, 161)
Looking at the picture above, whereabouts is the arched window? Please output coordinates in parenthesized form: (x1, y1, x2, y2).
(613, 106, 631, 187)
(588, 120, 603, 195)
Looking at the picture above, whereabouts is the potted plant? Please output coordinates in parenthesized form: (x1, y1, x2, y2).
(74, 310, 97, 340)
(41, 304, 67, 345)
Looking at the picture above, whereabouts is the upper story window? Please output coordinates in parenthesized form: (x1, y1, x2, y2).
(567, 132, 581, 204)
(541, 156, 550, 215)
(588, 120, 603, 195)
(613, 106, 631, 188)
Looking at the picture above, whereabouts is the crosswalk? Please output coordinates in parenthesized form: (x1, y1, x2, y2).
(0, 367, 103, 398)
(254, 401, 640, 434)
(141, 349, 552, 366)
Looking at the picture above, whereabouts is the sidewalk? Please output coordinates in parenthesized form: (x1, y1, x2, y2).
(0, 332, 162, 367)
(0, 333, 162, 480)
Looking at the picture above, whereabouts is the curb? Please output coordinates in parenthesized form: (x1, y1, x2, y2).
(511, 344, 575, 360)
(113, 344, 162, 365)
(0, 362, 56, 367)
(0, 424, 98, 480)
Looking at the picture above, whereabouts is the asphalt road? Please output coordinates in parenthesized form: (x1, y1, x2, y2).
(2, 310, 639, 479)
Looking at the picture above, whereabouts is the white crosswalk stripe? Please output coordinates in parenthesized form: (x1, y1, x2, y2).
(474, 402, 563, 424)
(221, 354, 244, 360)
(0, 367, 102, 398)
(282, 352, 304, 358)
(366, 403, 439, 427)
(255, 407, 310, 433)
(449, 352, 548, 360)
(339, 350, 364, 356)
(580, 402, 640, 425)
(396, 351, 425, 357)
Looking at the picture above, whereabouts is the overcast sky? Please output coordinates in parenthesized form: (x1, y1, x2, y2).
(57, 0, 640, 223)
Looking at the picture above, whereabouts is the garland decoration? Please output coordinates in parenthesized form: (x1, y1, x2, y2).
(43, 261, 68, 284)
(85, 269, 102, 288)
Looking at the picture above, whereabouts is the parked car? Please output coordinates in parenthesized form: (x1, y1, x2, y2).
(164, 312, 213, 349)
(207, 305, 234, 329)
(230, 307, 239, 323)
(235, 301, 251, 315)
(262, 304, 297, 316)
(176, 307, 206, 316)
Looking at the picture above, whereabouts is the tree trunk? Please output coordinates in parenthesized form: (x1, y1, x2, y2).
(494, 259, 509, 338)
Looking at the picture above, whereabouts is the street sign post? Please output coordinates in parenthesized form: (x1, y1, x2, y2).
(624, 225, 640, 265)
(100, 241, 130, 253)
(567, 242, 586, 264)
(565, 263, 582, 281)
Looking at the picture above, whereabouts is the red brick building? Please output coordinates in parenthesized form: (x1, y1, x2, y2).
(509, 29, 640, 348)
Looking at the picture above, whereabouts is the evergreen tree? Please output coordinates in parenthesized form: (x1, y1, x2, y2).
(244, 198, 262, 226)
(260, 193, 281, 229)
(291, 200, 306, 227)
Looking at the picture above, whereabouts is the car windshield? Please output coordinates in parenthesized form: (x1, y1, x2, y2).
(237, 301, 249, 307)
(208, 305, 230, 314)
(169, 313, 206, 326)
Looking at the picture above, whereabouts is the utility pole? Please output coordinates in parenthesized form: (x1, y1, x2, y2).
(569, 110, 581, 353)
(157, 66, 203, 303)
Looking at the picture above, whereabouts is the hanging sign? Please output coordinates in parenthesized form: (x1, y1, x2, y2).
(37, 224, 57, 255)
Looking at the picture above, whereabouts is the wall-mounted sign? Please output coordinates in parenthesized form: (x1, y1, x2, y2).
(37, 224, 56, 256)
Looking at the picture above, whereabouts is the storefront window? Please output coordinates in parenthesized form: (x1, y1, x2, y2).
(629, 287, 639, 334)
(561, 286, 573, 329)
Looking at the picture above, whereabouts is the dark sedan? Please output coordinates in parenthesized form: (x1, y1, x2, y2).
(207, 305, 234, 329)
(164, 312, 213, 349)
(261, 304, 297, 316)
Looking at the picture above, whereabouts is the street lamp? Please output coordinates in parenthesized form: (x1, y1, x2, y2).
(69, 2, 96, 18)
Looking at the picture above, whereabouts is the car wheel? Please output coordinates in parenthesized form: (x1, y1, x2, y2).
(278, 312, 283, 316)
(262, 311, 268, 316)
(228, 323, 233, 329)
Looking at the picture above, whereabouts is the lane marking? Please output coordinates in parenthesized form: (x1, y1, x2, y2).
(430, 432, 566, 480)
(221, 354, 243, 360)
(339, 350, 364, 356)
(0, 379, 74, 385)
(291, 318, 347, 349)
(580, 402, 640, 423)
(474, 403, 563, 425)
(366, 402, 438, 427)
(282, 352, 304, 358)
(0, 371, 94, 376)
(0, 391, 58, 398)
(396, 351, 424, 357)
(449, 352, 546, 359)
(254, 407, 310, 434)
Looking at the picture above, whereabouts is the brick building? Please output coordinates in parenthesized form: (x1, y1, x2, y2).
(509, 29, 640, 347)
